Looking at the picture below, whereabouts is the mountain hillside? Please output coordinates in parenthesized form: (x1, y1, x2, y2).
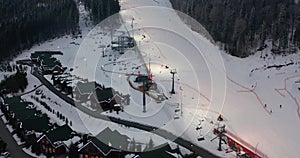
(0, 0, 79, 61)
(170, 0, 300, 57)
(0, 0, 121, 62)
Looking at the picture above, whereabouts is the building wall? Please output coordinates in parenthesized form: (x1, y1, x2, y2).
(39, 137, 66, 156)
(79, 144, 105, 158)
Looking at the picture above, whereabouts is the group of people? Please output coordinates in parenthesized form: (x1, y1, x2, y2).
(264, 104, 283, 114)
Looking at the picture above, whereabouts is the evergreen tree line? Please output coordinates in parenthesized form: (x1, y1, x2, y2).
(0, 71, 28, 94)
(82, 0, 120, 24)
(0, 0, 79, 62)
(170, 0, 300, 57)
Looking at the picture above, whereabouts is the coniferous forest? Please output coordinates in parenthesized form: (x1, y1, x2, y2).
(0, 0, 121, 62)
(4, 0, 299, 58)
(82, 0, 120, 24)
(170, 0, 300, 57)
(0, 0, 79, 62)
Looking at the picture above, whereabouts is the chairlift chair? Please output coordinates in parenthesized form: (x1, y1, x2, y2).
(196, 125, 202, 131)
(175, 109, 180, 113)
(173, 115, 180, 119)
(197, 135, 205, 141)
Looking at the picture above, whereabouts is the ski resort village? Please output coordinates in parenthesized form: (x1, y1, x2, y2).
(1, 0, 300, 158)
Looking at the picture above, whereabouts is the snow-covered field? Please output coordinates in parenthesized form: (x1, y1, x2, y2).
(4, 0, 300, 157)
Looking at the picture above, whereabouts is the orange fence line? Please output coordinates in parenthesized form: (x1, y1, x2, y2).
(274, 74, 300, 119)
(226, 130, 269, 158)
(227, 77, 271, 115)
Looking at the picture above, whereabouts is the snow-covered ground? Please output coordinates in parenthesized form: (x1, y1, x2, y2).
(4, 0, 300, 157)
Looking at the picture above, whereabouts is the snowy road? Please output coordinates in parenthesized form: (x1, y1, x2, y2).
(0, 118, 32, 158)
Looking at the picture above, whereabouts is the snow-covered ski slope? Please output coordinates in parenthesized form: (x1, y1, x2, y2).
(114, 0, 300, 157)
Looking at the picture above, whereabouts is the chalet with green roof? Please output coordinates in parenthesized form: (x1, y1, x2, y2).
(37, 124, 78, 157)
(6, 101, 28, 112)
(2, 96, 52, 143)
(78, 137, 123, 158)
(73, 81, 130, 110)
(138, 143, 184, 158)
(30, 52, 52, 63)
(20, 114, 52, 133)
(90, 88, 124, 110)
(30, 51, 63, 63)
(19, 114, 52, 143)
(30, 51, 65, 75)
(12, 108, 36, 122)
(3, 96, 22, 105)
(4, 98, 35, 123)
(73, 81, 103, 101)
(95, 127, 130, 151)
(40, 57, 64, 75)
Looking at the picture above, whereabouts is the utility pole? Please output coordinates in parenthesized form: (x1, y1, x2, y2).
(142, 80, 147, 113)
(170, 69, 177, 94)
(135, 75, 150, 113)
(217, 125, 226, 151)
(210, 125, 226, 151)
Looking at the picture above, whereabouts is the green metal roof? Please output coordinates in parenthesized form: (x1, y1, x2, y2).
(13, 109, 36, 122)
(31, 51, 63, 59)
(76, 81, 97, 94)
(8, 102, 29, 112)
(41, 57, 61, 68)
(22, 115, 51, 132)
(95, 88, 115, 102)
(4, 96, 22, 105)
(95, 127, 129, 148)
(30, 51, 62, 69)
(46, 124, 74, 143)
(4, 96, 51, 133)
(90, 137, 113, 155)
(140, 143, 177, 158)
(30, 52, 52, 59)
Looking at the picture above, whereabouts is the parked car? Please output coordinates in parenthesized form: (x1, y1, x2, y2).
(1, 152, 10, 158)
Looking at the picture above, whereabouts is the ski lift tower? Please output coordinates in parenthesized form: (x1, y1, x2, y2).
(141, 76, 150, 113)
(142, 80, 147, 113)
(170, 69, 177, 94)
(135, 75, 150, 113)
(210, 125, 226, 151)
